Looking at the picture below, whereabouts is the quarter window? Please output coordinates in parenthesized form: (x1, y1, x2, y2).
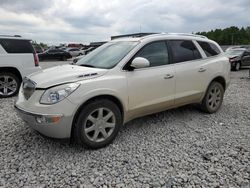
(168, 40, 201, 63)
(197, 41, 221, 57)
(0, 39, 34, 53)
(134, 41, 169, 67)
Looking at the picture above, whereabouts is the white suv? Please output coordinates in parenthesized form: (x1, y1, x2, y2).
(15, 33, 230, 149)
(0, 35, 41, 97)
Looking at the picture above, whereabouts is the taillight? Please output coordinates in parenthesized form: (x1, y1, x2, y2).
(34, 53, 39, 67)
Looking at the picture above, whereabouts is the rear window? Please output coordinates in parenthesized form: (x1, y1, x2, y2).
(168, 40, 202, 63)
(0, 39, 35, 54)
(197, 41, 221, 57)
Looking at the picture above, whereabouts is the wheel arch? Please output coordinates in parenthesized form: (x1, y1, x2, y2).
(200, 75, 226, 102)
(0, 67, 22, 82)
(70, 94, 124, 139)
(210, 76, 226, 90)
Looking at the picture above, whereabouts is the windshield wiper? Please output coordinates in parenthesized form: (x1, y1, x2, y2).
(79, 64, 96, 68)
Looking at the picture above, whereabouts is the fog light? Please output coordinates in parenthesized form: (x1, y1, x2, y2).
(35, 115, 62, 124)
(36, 116, 46, 124)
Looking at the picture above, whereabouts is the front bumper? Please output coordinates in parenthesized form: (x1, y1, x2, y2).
(15, 104, 73, 139)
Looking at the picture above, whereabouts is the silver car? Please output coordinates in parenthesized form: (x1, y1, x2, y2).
(15, 33, 230, 149)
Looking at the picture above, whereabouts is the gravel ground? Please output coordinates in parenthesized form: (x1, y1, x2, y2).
(0, 61, 249, 188)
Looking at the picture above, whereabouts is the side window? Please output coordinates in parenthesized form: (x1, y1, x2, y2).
(48, 49, 56, 53)
(243, 51, 250, 56)
(51, 49, 61, 53)
(0, 39, 34, 53)
(168, 40, 201, 63)
(134, 41, 169, 67)
(197, 41, 221, 57)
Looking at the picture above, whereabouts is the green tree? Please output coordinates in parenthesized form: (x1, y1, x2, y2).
(196, 26, 250, 45)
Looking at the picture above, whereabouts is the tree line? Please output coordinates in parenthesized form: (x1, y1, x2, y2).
(196, 26, 250, 45)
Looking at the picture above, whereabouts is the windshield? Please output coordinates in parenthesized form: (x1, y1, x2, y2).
(225, 50, 244, 56)
(76, 41, 138, 69)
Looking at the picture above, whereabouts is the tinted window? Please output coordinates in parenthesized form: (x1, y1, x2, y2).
(243, 51, 250, 56)
(135, 41, 169, 67)
(0, 39, 34, 53)
(197, 41, 221, 57)
(169, 40, 201, 63)
(49, 49, 62, 53)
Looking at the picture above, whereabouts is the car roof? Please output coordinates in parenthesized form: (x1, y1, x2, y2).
(0, 35, 31, 41)
(111, 33, 211, 42)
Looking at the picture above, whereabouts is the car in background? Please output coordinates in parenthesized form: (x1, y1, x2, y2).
(38, 49, 72, 61)
(33, 45, 44, 53)
(84, 47, 96, 55)
(66, 48, 84, 57)
(15, 33, 230, 149)
(72, 54, 85, 64)
(0, 35, 41, 98)
(225, 47, 250, 71)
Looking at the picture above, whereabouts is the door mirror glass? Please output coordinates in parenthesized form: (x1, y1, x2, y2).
(130, 57, 150, 69)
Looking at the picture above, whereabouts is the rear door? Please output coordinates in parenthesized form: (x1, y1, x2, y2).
(126, 41, 175, 118)
(168, 40, 209, 106)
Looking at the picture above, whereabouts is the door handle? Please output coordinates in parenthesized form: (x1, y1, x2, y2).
(198, 67, 206, 72)
(164, 74, 174, 79)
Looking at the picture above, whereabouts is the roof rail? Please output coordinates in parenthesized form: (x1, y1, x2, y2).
(167, 33, 208, 39)
(0, 34, 22, 38)
(111, 33, 157, 40)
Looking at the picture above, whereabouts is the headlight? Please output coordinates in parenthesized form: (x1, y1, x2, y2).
(40, 83, 80, 104)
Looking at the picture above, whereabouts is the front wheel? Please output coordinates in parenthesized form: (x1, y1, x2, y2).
(200, 81, 224, 113)
(232, 62, 241, 71)
(0, 72, 21, 98)
(73, 99, 122, 149)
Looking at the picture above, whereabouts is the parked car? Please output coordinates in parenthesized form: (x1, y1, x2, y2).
(84, 47, 96, 55)
(0, 35, 41, 98)
(15, 33, 230, 149)
(66, 48, 84, 57)
(72, 54, 85, 64)
(38, 49, 72, 61)
(225, 48, 250, 71)
(33, 45, 44, 53)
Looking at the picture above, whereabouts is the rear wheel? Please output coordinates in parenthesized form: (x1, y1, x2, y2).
(0, 72, 21, 98)
(200, 81, 224, 113)
(73, 99, 122, 149)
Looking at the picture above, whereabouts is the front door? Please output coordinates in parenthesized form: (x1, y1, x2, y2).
(126, 41, 175, 119)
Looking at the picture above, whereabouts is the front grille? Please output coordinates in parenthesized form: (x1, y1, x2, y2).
(22, 78, 36, 100)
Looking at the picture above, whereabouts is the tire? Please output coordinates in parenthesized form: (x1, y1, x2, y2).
(0, 72, 21, 98)
(232, 62, 241, 71)
(73, 99, 122, 149)
(200, 81, 224, 113)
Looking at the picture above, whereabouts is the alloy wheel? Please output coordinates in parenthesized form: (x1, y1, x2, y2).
(83, 107, 116, 142)
(0, 75, 18, 96)
(207, 85, 222, 111)
(235, 62, 240, 71)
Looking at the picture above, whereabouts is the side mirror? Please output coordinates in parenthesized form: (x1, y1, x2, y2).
(130, 57, 150, 69)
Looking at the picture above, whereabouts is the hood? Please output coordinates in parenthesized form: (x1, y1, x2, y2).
(27, 64, 108, 88)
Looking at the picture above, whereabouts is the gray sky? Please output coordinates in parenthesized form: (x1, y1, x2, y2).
(0, 0, 249, 44)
